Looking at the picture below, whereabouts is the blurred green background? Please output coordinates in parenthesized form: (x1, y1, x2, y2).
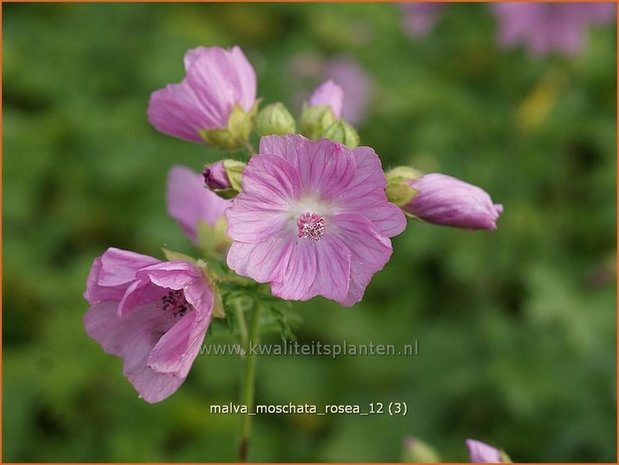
(3, 3, 616, 462)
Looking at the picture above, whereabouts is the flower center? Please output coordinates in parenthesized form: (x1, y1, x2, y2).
(161, 289, 191, 319)
(297, 212, 326, 241)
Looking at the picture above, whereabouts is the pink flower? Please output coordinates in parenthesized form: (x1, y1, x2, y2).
(401, 3, 447, 39)
(308, 80, 344, 119)
(466, 439, 504, 463)
(167, 165, 231, 244)
(225, 134, 406, 306)
(84, 248, 214, 403)
(147, 46, 257, 143)
(493, 3, 616, 56)
(404, 173, 503, 230)
(324, 57, 373, 126)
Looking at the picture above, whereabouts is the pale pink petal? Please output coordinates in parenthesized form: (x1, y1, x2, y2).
(330, 213, 393, 306)
(270, 239, 317, 301)
(226, 233, 295, 285)
(147, 83, 212, 143)
(166, 165, 231, 243)
(147, 309, 210, 379)
(84, 248, 160, 304)
(307, 234, 351, 302)
(308, 79, 343, 118)
(333, 146, 406, 237)
(241, 154, 301, 204)
(229, 46, 257, 112)
(466, 439, 503, 463)
(259, 135, 356, 199)
(84, 301, 184, 403)
(226, 193, 289, 243)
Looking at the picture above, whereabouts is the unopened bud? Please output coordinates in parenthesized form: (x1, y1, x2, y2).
(322, 120, 359, 148)
(202, 159, 246, 199)
(256, 103, 296, 136)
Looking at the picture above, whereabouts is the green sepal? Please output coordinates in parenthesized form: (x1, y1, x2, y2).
(161, 247, 197, 264)
(300, 104, 338, 140)
(322, 120, 360, 148)
(385, 166, 424, 207)
(199, 102, 259, 151)
(196, 218, 232, 259)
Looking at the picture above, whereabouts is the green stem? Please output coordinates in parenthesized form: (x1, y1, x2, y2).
(239, 301, 261, 462)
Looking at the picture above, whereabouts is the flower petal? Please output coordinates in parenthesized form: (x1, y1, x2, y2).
(84, 248, 160, 304)
(84, 301, 184, 403)
(166, 165, 231, 243)
(330, 213, 393, 306)
(241, 154, 301, 204)
(333, 146, 406, 237)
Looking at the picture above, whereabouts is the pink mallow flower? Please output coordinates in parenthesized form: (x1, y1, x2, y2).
(84, 248, 214, 403)
(405, 173, 503, 230)
(308, 79, 344, 119)
(466, 439, 504, 463)
(148, 46, 256, 143)
(493, 3, 616, 56)
(225, 134, 406, 306)
(167, 165, 231, 244)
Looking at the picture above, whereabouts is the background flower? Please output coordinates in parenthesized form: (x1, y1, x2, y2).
(166, 165, 231, 244)
(493, 3, 616, 56)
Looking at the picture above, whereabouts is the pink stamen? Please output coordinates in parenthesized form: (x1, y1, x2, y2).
(297, 212, 326, 241)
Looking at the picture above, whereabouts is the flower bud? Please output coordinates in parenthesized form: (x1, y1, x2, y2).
(401, 173, 503, 231)
(256, 103, 296, 136)
(466, 439, 511, 463)
(202, 159, 246, 199)
(402, 436, 440, 463)
(322, 120, 359, 148)
(300, 104, 338, 140)
(308, 80, 343, 118)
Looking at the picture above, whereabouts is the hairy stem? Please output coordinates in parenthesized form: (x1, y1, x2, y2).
(239, 301, 261, 462)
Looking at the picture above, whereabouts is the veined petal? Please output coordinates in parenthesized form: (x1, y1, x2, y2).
(242, 154, 301, 203)
(84, 301, 185, 403)
(330, 212, 393, 306)
(84, 248, 160, 304)
(147, 309, 211, 379)
(226, 233, 295, 285)
(226, 192, 289, 243)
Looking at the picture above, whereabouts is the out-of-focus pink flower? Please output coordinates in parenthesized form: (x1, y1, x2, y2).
(325, 57, 373, 125)
(290, 53, 374, 126)
(404, 173, 503, 230)
(148, 46, 257, 142)
(466, 439, 504, 463)
(225, 134, 406, 306)
(84, 248, 214, 403)
(401, 3, 447, 39)
(308, 80, 344, 119)
(167, 165, 231, 244)
(493, 3, 616, 56)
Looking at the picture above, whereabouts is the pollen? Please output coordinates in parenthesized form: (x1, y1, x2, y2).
(297, 212, 326, 241)
(161, 289, 191, 319)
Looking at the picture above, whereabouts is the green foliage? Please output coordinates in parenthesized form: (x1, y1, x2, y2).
(3, 3, 616, 462)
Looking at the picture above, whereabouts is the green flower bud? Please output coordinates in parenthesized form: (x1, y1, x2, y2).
(322, 120, 360, 148)
(300, 104, 338, 140)
(199, 103, 258, 150)
(385, 166, 424, 208)
(256, 103, 296, 136)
